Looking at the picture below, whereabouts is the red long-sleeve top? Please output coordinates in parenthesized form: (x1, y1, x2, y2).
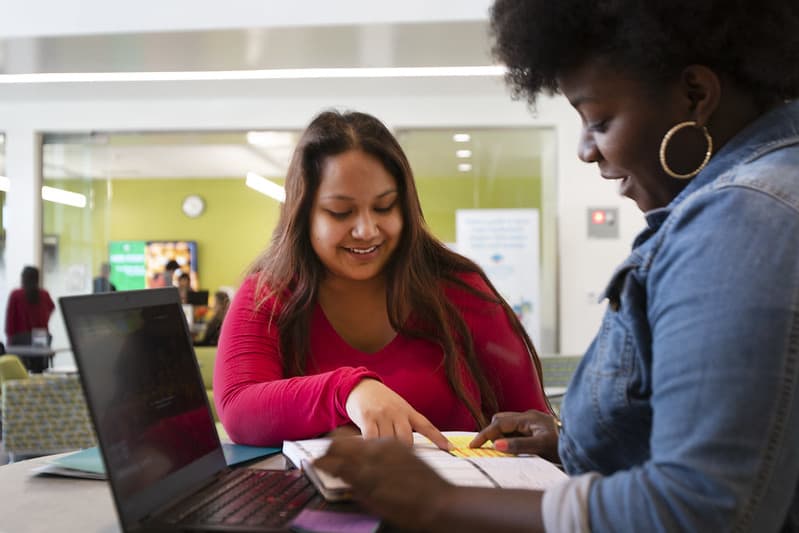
(5, 288, 55, 344)
(215, 272, 548, 446)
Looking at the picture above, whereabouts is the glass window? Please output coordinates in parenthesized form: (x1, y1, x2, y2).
(0, 133, 6, 343)
(397, 128, 558, 353)
(41, 131, 298, 365)
(40, 127, 559, 364)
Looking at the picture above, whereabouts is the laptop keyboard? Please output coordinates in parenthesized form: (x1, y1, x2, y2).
(164, 469, 320, 528)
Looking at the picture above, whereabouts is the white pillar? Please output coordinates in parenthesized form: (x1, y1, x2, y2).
(5, 128, 42, 289)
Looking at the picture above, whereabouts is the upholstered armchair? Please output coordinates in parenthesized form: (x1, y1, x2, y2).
(0, 353, 30, 436)
(0, 354, 29, 384)
(1, 373, 96, 462)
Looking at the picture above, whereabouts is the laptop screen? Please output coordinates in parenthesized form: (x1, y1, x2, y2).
(62, 289, 226, 527)
(187, 290, 209, 306)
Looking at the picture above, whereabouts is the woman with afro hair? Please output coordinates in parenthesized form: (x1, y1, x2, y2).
(316, 1, 799, 531)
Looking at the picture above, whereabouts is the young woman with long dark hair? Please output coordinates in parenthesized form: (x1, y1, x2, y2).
(5, 265, 55, 372)
(215, 110, 549, 448)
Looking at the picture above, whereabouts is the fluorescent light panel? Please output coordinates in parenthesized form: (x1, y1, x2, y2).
(458, 163, 473, 172)
(456, 149, 472, 158)
(246, 172, 286, 203)
(0, 66, 507, 84)
(41, 186, 87, 208)
(453, 133, 471, 142)
(0, 179, 87, 208)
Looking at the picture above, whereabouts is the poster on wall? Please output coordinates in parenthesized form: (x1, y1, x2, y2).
(108, 240, 199, 290)
(455, 209, 541, 344)
(144, 241, 199, 289)
(108, 240, 147, 291)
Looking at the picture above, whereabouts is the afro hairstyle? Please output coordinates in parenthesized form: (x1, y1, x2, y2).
(490, 0, 799, 108)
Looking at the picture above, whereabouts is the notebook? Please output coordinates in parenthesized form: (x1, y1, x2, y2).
(60, 288, 323, 532)
(283, 431, 568, 502)
(32, 442, 281, 480)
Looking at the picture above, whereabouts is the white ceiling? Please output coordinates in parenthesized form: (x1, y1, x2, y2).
(1, 20, 492, 75)
(0, 0, 492, 39)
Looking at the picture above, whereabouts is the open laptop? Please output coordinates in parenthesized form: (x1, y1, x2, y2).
(60, 288, 322, 532)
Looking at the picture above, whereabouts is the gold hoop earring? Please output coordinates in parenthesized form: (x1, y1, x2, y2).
(659, 120, 713, 179)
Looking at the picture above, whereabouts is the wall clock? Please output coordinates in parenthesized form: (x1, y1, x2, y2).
(181, 194, 206, 218)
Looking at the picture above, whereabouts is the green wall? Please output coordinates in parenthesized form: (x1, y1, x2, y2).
(43, 178, 282, 293)
(42, 174, 540, 293)
(417, 175, 541, 242)
(108, 178, 282, 291)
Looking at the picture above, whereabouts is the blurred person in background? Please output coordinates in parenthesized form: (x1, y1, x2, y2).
(92, 262, 117, 293)
(177, 272, 192, 304)
(195, 291, 230, 346)
(5, 266, 55, 372)
(160, 259, 181, 288)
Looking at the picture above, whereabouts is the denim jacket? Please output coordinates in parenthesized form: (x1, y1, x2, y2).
(559, 100, 799, 532)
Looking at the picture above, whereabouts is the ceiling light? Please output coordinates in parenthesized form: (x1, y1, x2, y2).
(453, 133, 471, 143)
(0, 176, 9, 192)
(246, 131, 294, 147)
(0, 66, 507, 84)
(458, 163, 473, 172)
(456, 149, 472, 158)
(246, 172, 285, 203)
(41, 186, 87, 208)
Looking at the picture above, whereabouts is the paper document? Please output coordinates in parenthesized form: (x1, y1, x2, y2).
(282, 431, 567, 502)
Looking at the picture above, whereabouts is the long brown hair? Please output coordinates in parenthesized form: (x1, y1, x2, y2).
(249, 110, 546, 427)
(21, 265, 41, 304)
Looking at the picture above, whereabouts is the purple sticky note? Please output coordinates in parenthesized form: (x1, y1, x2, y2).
(290, 509, 381, 533)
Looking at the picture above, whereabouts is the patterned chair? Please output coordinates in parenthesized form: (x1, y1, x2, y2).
(541, 355, 583, 417)
(1, 374, 96, 462)
(0, 354, 30, 433)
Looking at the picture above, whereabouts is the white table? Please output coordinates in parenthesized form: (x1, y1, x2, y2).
(0, 452, 288, 532)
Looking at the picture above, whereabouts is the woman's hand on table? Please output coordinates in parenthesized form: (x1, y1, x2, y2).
(345, 378, 451, 450)
(470, 410, 560, 462)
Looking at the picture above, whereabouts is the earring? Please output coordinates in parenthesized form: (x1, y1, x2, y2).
(659, 121, 713, 179)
